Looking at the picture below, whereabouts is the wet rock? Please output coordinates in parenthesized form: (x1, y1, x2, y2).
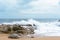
(26, 34, 34, 38)
(33, 24, 36, 26)
(25, 24, 32, 26)
(12, 24, 34, 34)
(26, 26, 34, 34)
(0, 24, 35, 35)
(8, 33, 21, 39)
(13, 25, 24, 31)
(15, 30, 26, 34)
(0, 25, 11, 33)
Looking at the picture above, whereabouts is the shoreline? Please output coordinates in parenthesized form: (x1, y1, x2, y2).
(0, 34, 60, 40)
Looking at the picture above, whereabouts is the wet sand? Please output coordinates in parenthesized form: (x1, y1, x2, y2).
(0, 34, 60, 40)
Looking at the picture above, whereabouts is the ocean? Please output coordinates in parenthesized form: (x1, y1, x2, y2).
(0, 18, 57, 23)
(0, 18, 60, 36)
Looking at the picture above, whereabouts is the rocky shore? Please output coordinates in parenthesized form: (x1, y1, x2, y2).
(0, 24, 36, 39)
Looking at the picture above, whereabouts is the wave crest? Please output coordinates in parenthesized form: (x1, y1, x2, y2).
(1, 19, 60, 36)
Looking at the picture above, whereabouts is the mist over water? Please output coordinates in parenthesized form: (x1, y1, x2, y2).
(0, 18, 60, 36)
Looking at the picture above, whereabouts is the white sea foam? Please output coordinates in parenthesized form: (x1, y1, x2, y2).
(1, 19, 60, 36)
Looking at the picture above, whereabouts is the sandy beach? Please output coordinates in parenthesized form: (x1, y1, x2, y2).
(0, 34, 60, 40)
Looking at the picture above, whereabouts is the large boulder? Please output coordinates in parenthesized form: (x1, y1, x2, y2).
(8, 33, 21, 39)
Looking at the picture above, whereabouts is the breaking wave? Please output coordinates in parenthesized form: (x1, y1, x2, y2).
(1, 19, 60, 36)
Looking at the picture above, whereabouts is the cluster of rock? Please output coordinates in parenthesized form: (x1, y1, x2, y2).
(0, 24, 36, 39)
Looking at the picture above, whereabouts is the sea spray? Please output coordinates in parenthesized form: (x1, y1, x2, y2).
(1, 19, 60, 36)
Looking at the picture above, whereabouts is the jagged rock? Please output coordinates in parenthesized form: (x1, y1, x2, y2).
(0, 25, 11, 33)
(15, 30, 26, 34)
(0, 24, 35, 35)
(13, 25, 24, 31)
(26, 26, 34, 34)
(8, 33, 21, 39)
(12, 24, 34, 34)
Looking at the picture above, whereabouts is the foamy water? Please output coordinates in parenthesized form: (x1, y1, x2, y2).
(1, 19, 60, 36)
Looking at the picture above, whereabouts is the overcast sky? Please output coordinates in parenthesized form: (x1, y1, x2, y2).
(0, 0, 60, 18)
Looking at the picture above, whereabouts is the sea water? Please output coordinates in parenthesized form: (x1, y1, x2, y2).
(0, 18, 60, 36)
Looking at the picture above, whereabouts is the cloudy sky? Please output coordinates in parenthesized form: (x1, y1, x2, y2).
(0, 0, 60, 18)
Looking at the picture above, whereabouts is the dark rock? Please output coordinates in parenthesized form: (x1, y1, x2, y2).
(25, 24, 32, 26)
(12, 25, 25, 31)
(0, 24, 35, 35)
(33, 24, 36, 26)
(15, 30, 26, 34)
